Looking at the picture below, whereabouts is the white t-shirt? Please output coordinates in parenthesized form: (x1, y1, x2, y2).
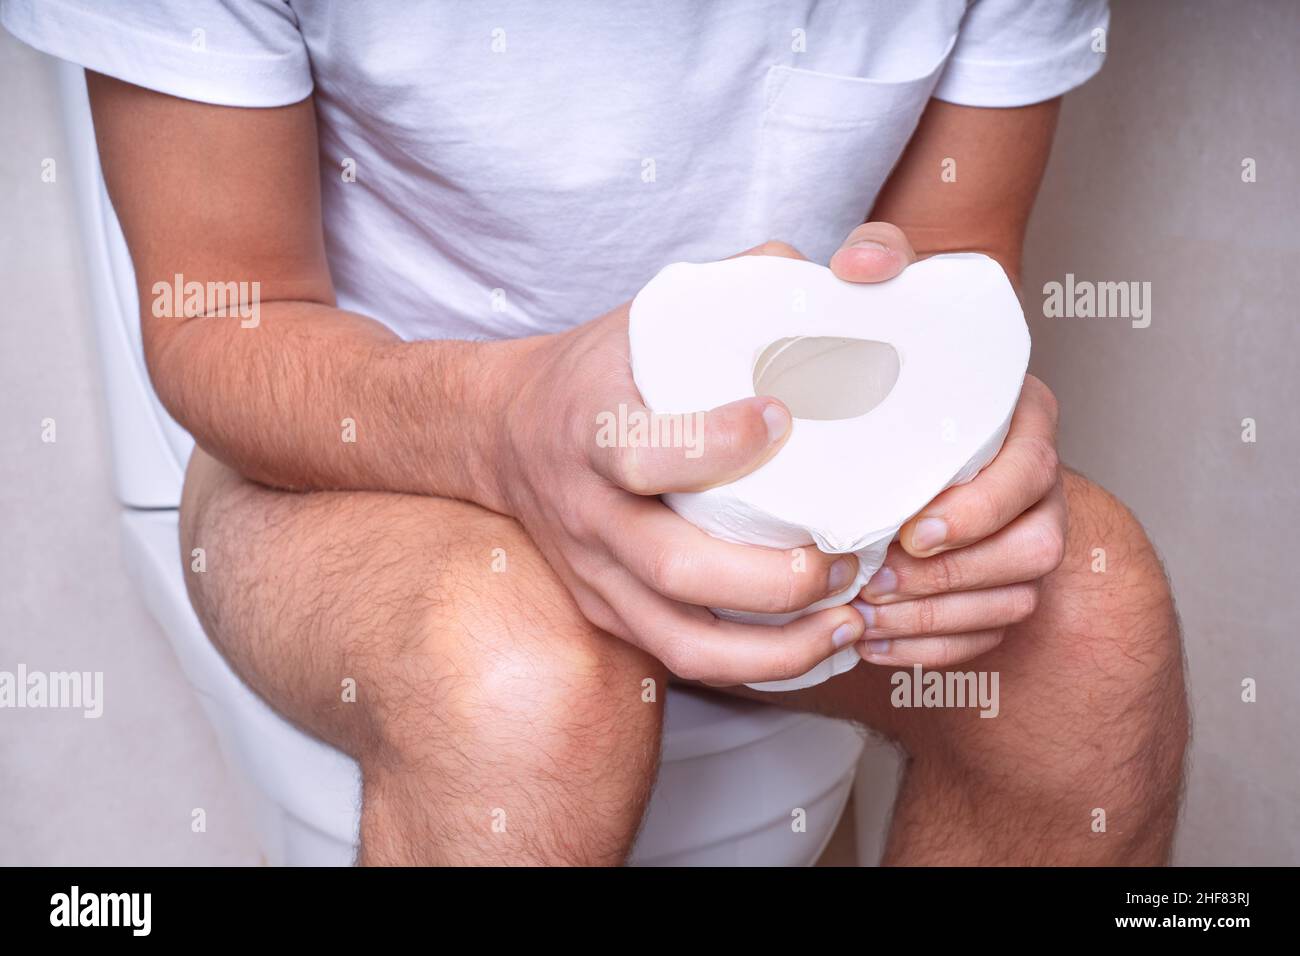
(4, 0, 1108, 342)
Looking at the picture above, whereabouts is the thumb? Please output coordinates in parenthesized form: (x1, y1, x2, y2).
(591, 396, 792, 495)
(829, 221, 917, 283)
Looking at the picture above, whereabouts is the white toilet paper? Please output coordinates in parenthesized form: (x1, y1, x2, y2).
(628, 253, 1030, 692)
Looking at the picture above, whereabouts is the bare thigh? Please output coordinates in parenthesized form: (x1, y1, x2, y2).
(179, 448, 667, 865)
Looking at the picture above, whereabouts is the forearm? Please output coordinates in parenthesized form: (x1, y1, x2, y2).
(150, 298, 528, 512)
(83, 75, 521, 508)
(867, 97, 1063, 291)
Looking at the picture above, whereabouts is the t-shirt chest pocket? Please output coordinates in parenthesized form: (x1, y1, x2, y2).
(746, 35, 958, 264)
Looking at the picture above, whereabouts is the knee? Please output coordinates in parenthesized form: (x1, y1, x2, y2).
(1031, 472, 1189, 815)
(1055, 471, 1183, 684)
(365, 506, 666, 797)
(923, 474, 1188, 824)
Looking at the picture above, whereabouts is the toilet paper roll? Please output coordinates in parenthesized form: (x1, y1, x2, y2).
(628, 253, 1030, 692)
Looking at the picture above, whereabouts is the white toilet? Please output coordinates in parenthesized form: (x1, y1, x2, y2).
(54, 61, 895, 866)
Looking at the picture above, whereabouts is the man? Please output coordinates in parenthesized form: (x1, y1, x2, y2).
(5, 0, 1186, 864)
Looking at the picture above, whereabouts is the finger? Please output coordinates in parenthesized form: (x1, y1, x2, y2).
(603, 572, 867, 686)
(857, 630, 1006, 668)
(730, 240, 809, 261)
(589, 394, 792, 495)
(851, 583, 1039, 639)
(663, 603, 868, 687)
(860, 479, 1067, 603)
(590, 240, 809, 494)
(828, 221, 917, 282)
(900, 375, 1060, 557)
(603, 495, 858, 614)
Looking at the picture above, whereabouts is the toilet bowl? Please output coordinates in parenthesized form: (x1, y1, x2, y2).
(54, 60, 886, 866)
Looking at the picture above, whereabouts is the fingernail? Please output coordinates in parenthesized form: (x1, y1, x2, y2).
(831, 621, 861, 649)
(849, 239, 891, 253)
(850, 599, 875, 628)
(864, 639, 892, 657)
(827, 558, 855, 594)
(762, 402, 789, 443)
(911, 517, 947, 552)
(862, 566, 896, 597)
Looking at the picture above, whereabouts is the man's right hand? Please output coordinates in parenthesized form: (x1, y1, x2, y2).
(488, 247, 866, 686)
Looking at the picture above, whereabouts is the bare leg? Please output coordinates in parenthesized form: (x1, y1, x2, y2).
(179, 449, 667, 865)
(730, 471, 1189, 865)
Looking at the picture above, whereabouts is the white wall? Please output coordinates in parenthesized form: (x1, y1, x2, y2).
(1021, 1, 1299, 864)
(1, 1, 1296, 865)
(0, 31, 259, 865)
